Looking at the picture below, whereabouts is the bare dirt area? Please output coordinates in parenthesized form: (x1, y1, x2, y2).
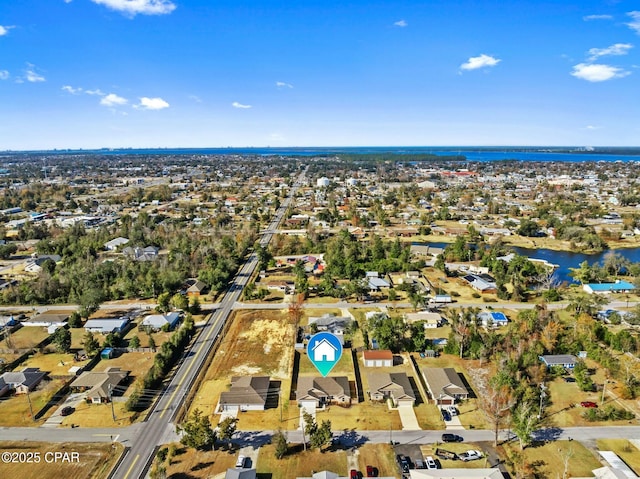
(0, 441, 123, 479)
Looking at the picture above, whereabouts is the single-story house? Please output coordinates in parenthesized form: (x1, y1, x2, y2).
(363, 350, 393, 367)
(84, 317, 129, 335)
(0, 367, 47, 395)
(368, 372, 416, 406)
(583, 280, 636, 295)
(422, 367, 469, 405)
(296, 376, 351, 408)
(123, 245, 159, 262)
(104, 237, 129, 251)
(218, 376, 270, 412)
(70, 367, 129, 403)
(539, 354, 577, 370)
(140, 312, 181, 331)
(184, 278, 207, 296)
(24, 255, 62, 273)
(477, 311, 509, 327)
(225, 468, 256, 479)
(308, 314, 352, 345)
(405, 311, 442, 328)
(462, 274, 498, 293)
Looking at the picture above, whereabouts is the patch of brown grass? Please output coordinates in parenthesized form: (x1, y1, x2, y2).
(356, 444, 397, 477)
(161, 444, 238, 478)
(258, 444, 347, 479)
(502, 440, 600, 478)
(0, 441, 122, 479)
(0, 378, 67, 426)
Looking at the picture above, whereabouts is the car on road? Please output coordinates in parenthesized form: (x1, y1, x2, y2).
(459, 450, 483, 462)
(580, 401, 598, 408)
(235, 455, 247, 468)
(441, 433, 463, 443)
(60, 406, 75, 416)
(425, 456, 437, 470)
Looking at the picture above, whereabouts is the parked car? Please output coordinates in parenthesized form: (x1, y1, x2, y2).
(366, 465, 376, 477)
(350, 470, 358, 479)
(396, 455, 410, 473)
(425, 456, 438, 470)
(235, 455, 247, 468)
(580, 401, 598, 408)
(60, 406, 75, 416)
(441, 433, 463, 443)
(441, 408, 451, 421)
(459, 450, 483, 462)
(447, 405, 458, 416)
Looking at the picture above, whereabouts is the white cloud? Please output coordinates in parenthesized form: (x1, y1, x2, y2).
(0, 70, 9, 80)
(588, 43, 633, 61)
(460, 54, 501, 71)
(136, 97, 169, 110)
(64, 0, 73, 3)
(232, 101, 252, 109)
(571, 63, 630, 82)
(583, 14, 613, 21)
(24, 64, 45, 82)
(394, 20, 407, 27)
(91, 0, 176, 17)
(585, 125, 602, 130)
(627, 11, 640, 34)
(276, 81, 293, 89)
(0, 25, 14, 36)
(62, 85, 82, 94)
(85, 88, 105, 96)
(100, 93, 128, 106)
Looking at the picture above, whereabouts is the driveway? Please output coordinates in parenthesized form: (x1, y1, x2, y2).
(299, 403, 316, 430)
(42, 393, 85, 428)
(219, 406, 239, 424)
(398, 404, 421, 431)
(441, 407, 465, 430)
(237, 445, 260, 469)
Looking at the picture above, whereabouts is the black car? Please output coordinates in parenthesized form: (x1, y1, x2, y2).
(441, 409, 451, 421)
(396, 455, 410, 473)
(60, 406, 75, 416)
(441, 433, 463, 443)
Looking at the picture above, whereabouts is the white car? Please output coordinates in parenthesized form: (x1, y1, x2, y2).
(425, 456, 437, 469)
(459, 450, 482, 462)
(447, 405, 458, 416)
(235, 455, 247, 468)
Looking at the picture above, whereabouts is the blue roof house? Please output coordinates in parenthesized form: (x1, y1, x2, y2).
(583, 280, 635, 295)
(478, 311, 509, 327)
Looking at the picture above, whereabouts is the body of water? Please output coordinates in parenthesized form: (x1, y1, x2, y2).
(416, 242, 640, 285)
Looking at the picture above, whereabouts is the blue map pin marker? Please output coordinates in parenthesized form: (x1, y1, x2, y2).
(307, 332, 343, 377)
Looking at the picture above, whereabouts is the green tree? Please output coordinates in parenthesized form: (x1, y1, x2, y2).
(273, 429, 288, 459)
(53, 327, 71, 353)
(170, 293, 189, 311)
(157, 292, 171, 313)
(511, 401, 541, 450)
(68, 311, 83, 328)
(310, 419, 332, 451)
(78, 287, 103, 319)
(218, 416, 239, 449)
(148, 335, 157, 351)
(178, 408, 216, 450)
(82, 331, 100, 356)
(129, 335, 140, 348)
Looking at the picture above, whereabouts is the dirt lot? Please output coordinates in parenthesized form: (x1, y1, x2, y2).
(190, 310, 296, 427)
(0, 441, 123, 479)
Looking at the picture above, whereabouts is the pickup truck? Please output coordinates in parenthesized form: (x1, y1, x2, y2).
(459, 450, 483, 462)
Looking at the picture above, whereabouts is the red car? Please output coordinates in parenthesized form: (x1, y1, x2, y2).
(580, 401, 598, 408)
(366, 465, 376, 477)
(350, 470, 358, 479)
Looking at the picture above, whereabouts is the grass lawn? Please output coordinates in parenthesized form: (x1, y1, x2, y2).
(314, 402, 402, 430)
(305, 296, 341, 304)
(298, 346, 354, 377)
(258, 444, 347, 479)
(96, 351, 155, 390)
(0, 441, 124, 479)
(596, 439, 640, 475)
(122, 328, 173, 348)
(456, 399, 490, 430)
(161, 444, 238, 478)
(20, 352, 92, 376)
(60, 400, 139, 428)
(3, 326, 50, 349)
(414, 403, 445, 430)
(356, 444, 397, 477)
(0, 378, 68, 426)
(502, 440, 601, 479)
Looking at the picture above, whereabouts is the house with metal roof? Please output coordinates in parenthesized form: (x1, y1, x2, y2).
(84, 317, 129, 334)
(477, 311, 509, 327)
(140, 312, 181, 331)
(104, 237, 129, 251)
(539, 354, 577, 369)
(583, 280, 636, 295)
(225, 469, 256, 479)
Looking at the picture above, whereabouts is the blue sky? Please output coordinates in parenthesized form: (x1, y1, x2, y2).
(1, 0, 639, 149)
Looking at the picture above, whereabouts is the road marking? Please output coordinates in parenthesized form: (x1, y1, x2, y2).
(122, 454, 139, 479)
(158, 311, 223, 419)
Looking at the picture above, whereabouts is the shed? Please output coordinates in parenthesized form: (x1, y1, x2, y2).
(100, 348, 114, 360)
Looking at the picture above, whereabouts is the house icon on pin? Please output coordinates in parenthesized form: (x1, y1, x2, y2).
(312, 338, 337, 362)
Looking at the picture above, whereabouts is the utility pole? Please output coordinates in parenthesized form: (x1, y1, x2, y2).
(26, 389, 35, 422)
(538, 382, 547, 418)
(109, 384, 116, 422)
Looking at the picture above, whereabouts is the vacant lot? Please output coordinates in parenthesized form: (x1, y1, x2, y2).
(258, 444, 347, 479)
(3, 326, 50, 350)
(159, 445, 238, 478)
(0, 441, 123, 479)
(98, 351, 155, 388)
(502, 440, 601, 478)
(190, 310, 296, 427)
(356, 444, 397, 477)
(0, 377, 67, 426)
